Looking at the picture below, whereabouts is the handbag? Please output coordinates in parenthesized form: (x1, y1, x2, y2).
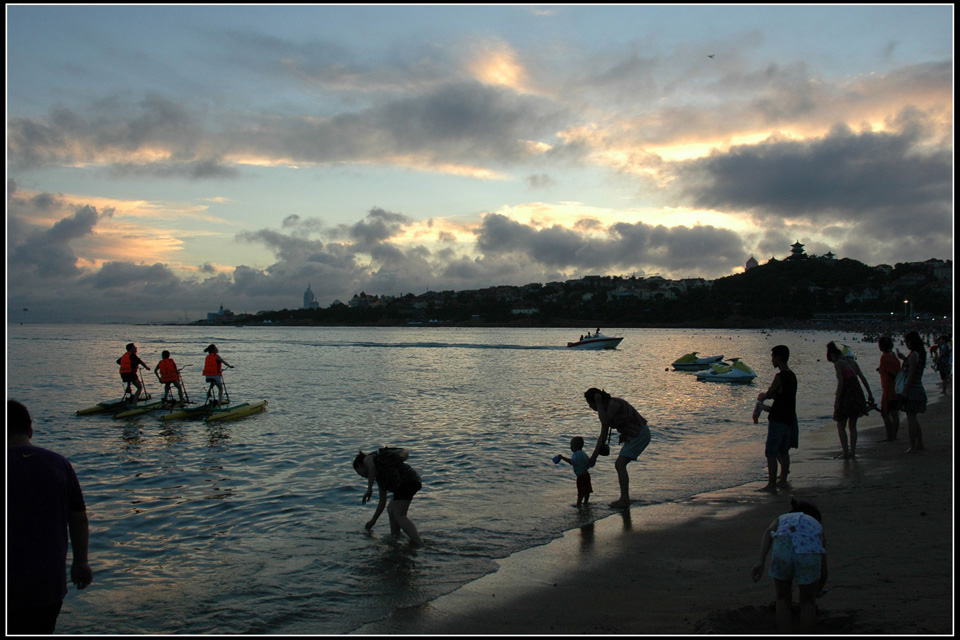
(894, 369, 907, 395)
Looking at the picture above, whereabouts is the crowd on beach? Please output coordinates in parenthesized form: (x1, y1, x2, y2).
(551, 329, 949, 633)
(6, 325, 951, 634)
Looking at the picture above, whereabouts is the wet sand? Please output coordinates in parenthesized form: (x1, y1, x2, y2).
(354, 397, 953, 634)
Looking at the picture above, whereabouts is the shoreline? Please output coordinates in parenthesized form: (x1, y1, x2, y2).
(353, 396, 953, 635)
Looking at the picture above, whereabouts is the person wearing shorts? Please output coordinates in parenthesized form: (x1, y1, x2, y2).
(752, 499, 828, 633)
(584, 388, 652, 509)
(755, 345, 798, 492)
(354, 448, 423, 546)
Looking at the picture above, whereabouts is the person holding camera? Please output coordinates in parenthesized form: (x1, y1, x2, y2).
(584, 388, 651, 509)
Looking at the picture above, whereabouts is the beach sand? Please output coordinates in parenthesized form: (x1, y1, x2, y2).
(354, 397, 953, 635)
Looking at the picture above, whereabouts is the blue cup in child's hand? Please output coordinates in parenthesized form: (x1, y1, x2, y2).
(553, 455, 561, 464)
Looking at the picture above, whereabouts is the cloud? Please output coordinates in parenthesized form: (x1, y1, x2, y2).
(475, 213, 746, 276)
(8, 80, 566, 179)
(673, 110, 953, 238)
(527, 173, 556, 189)
(8, 202, 101, 279)
(5, 14, 953, 323)
(85, 261, 182, 290)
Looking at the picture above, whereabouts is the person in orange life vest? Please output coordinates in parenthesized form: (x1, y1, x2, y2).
(154, 351, 185, 406)
(202, 344, 233, 405)
(116, 343, 150, 401)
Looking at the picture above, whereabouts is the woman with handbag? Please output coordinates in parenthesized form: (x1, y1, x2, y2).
(827, 342, 874, 459)
(898, 331, 927, 452)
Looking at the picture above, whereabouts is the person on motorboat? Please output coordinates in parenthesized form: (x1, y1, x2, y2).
(584, 388, 651, 509)
(117, 343, 150, 402)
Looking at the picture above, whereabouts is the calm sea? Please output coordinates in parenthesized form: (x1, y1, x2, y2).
(6, 324, 886, 634)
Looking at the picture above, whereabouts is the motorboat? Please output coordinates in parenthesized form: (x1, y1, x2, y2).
(671, 352, 724, 370)
(566, 331, 624, 350)
(695, 358, 757, 383)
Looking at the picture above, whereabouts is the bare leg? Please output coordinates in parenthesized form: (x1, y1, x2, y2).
(387, 503, 402, 537)
(760, 456, 778, 492)
(880, 410, 899, 441)
(906, 412, 925, 451)
(610, 456, 631, 507)
(777, 453, 790, 485)
(774, 578, 793, 633)
(836, 420, 849, 457)
(387, 499, 422, 546)
(797, 582, 819, 632)
(847, 416, 858, 457)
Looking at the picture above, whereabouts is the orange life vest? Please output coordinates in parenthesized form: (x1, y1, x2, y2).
(203, 353, 222, 377)
(158, 358, 179, 383)
(119, 352, 134, 374)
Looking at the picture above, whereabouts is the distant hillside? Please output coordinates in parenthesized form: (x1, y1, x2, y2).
(208, 257, 952, 328)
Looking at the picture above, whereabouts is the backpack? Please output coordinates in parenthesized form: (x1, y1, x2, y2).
(376, 447, 409, 467)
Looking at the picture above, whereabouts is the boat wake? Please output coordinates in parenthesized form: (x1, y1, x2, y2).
(319, 341, 566, 351)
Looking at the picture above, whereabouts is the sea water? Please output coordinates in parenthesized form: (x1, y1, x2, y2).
(6, 324, 882, 634)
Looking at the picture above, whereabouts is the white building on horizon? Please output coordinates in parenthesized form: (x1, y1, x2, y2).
(302, 284, 320, 309)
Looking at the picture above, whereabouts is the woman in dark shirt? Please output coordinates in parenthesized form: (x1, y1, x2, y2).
(354, 448, 423, 546)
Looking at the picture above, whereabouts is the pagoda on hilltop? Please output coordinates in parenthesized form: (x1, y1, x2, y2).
(788, 240, 807, 260)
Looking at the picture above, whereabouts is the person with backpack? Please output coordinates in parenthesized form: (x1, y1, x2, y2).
(353, 447, 423, 546)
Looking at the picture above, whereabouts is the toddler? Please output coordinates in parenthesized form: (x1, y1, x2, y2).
(556, 436, 593, 507)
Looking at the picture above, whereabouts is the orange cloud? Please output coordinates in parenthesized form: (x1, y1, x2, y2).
(466, 40, 533, 93)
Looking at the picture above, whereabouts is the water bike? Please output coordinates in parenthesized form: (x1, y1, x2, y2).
(671, 352, 724, 370)
(694, 358, 758, 383)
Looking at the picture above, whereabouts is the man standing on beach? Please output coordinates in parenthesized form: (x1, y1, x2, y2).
(754, 345, 798, 493)
(584, 388, 651, 509)
(7, 400, 93, 633)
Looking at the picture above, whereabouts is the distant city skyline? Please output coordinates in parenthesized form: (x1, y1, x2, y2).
(7, 5, 954, 323)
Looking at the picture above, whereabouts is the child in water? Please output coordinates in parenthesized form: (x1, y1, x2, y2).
(751, 498, 828, 633)
(556, 436, 593, 507)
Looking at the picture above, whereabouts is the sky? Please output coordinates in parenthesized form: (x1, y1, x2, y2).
(6, 4, 954, 323)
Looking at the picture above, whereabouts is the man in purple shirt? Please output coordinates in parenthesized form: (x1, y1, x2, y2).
(7, 400, 93, 634)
